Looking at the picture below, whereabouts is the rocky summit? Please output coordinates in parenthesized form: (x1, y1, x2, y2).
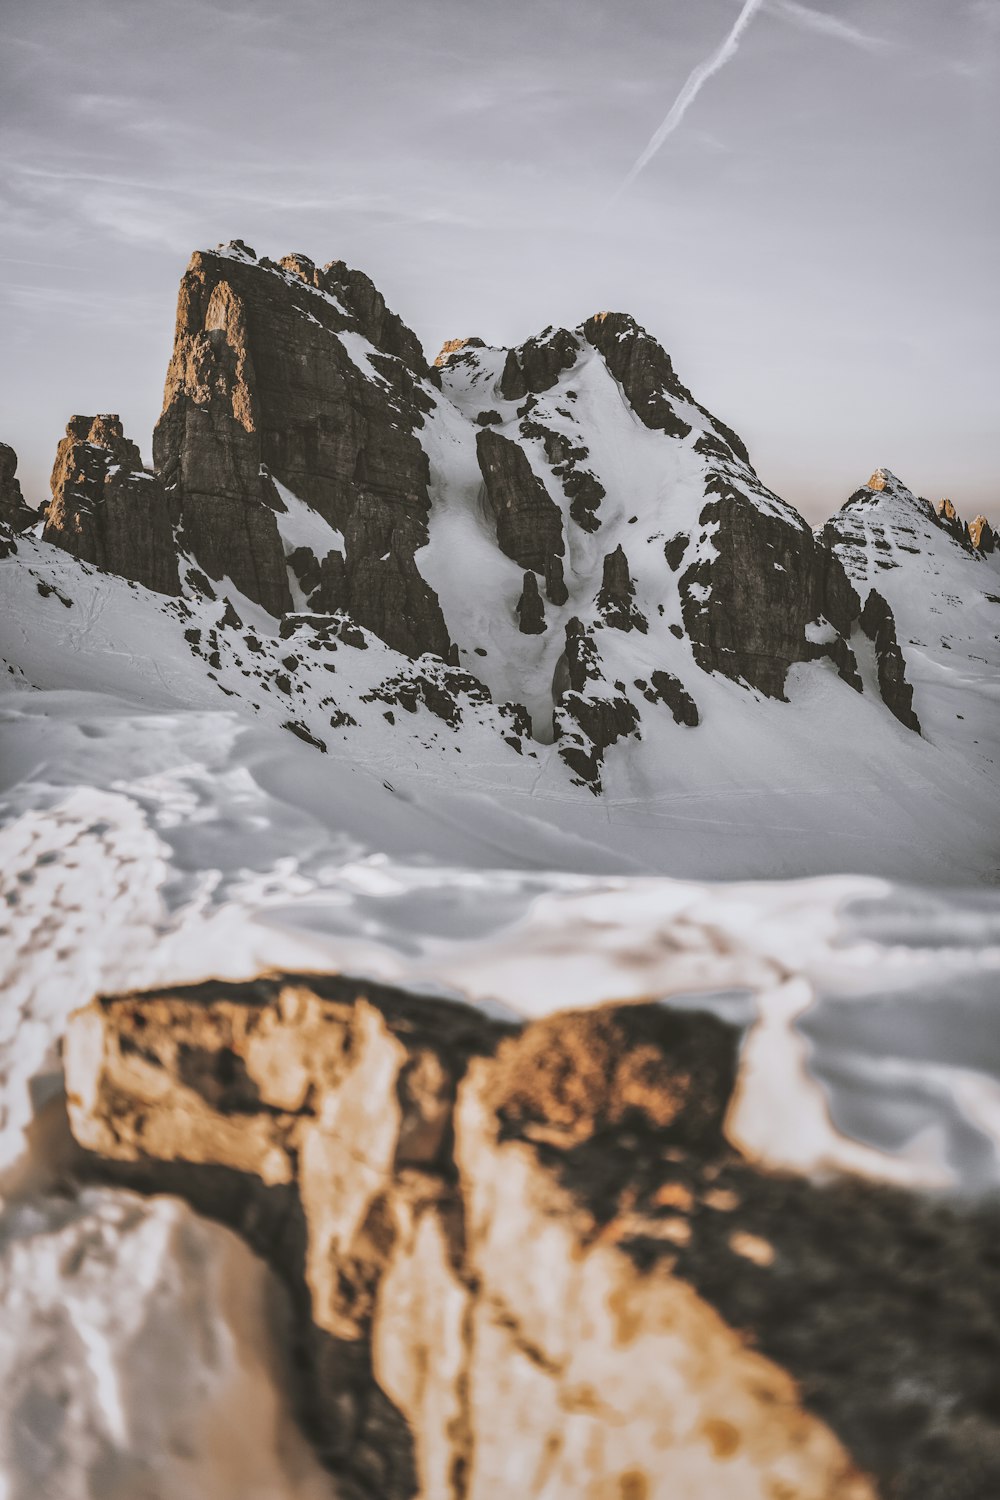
(8, 240, 998, 807)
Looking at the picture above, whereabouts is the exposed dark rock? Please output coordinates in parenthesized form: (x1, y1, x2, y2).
(544, 553, 568, 606)
(584, 312, 692, 440)
(42, 416, 180, 595)
(808, 630, 864, 693)
(584, 312, 754, 469)
(679, 483, 860, 699)
(361, 658, 492, 729)
(498, 326, 579, 400)
(860, 589, 921, 733)
(596, 544, 647, 633)
(554, 619, 640, 791)
(517, 414, 606, 533)
(288, 544, 347, 612)
(516, 570, 546, 633)
(664, 533, 688, 571)
(637, 669, 700, 726)
(475, 427, 565, 578)
(154, 244, 450, 653)
(0, 442, 36, 532)
(475, 409, 502, 426)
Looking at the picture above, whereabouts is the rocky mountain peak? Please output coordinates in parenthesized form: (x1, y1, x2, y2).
(62, 413, 142, 470)
(969, 515, 997, 553)
(433, 336, 485, 367)
(42, 415, 179, 595)
(0, 441, 36, 534)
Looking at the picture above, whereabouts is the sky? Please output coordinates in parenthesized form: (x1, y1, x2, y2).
(1, 0, 997, 524)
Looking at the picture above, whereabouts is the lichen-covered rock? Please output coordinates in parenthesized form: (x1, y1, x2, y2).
(860, 589, 921, 733)
(65, 971, 1000, 1500)
(42, 416, 180, 595)
(475, 427, 565, 579)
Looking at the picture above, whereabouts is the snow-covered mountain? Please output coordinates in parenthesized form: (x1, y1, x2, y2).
(4, 244, 1000, 1500)
(2, 240, 997, 878)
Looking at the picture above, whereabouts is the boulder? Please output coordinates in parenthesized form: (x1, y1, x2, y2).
(65, 972, 1000, 1500)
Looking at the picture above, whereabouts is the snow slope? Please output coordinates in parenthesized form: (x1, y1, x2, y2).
(3, 526, 998, 883)
(825, 468, 1000, 776)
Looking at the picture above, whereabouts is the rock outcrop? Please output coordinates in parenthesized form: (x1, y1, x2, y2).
(154, 244, 450, 653)
(0, 442, 36, 533)
(678, 488, 861, 699)
(968, 514, 996, 554)
(860, 589, 921, 733)
(516, 570, 546, 633)
(42, 416, 180, 595)
(475, 428, 565, 590)
(596, 544, 648, 633)
(498, 326, 579, 400)
(65, 972, 1000, 1500)
(553, 619, 640, 791)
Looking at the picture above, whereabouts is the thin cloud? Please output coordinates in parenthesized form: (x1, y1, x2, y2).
(613, 0, 767, 198)
(769, 1, 892, 53)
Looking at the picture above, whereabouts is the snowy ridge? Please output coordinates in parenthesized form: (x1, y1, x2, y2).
(825, 468, 1000, 773)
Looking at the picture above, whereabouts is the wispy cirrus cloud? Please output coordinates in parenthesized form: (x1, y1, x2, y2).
(768, 1, 893, 53)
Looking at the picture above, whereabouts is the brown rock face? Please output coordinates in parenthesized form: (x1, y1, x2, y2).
(0, 442, 36, 532)
(433, 336, 486, 369)
(42, 416, 180, 595)
(935, 497, 974, 553)
(65, 972, 1000, 1500)
(860, 589, 921, 733)
(154, 244, 450, 655)
(475, 427, 565, 580)
(968, 515, 996, 554)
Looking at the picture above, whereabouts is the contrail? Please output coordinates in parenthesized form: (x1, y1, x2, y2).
(613, 0, 767, 198)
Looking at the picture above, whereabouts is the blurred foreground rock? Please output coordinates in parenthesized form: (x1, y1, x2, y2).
(65, 975, 1000, 1500)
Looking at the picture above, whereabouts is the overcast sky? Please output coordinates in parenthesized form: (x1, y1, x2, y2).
(2, 0, 997, 522)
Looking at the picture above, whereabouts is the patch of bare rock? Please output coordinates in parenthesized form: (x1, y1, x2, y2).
(64, 974, 1000, 1500)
